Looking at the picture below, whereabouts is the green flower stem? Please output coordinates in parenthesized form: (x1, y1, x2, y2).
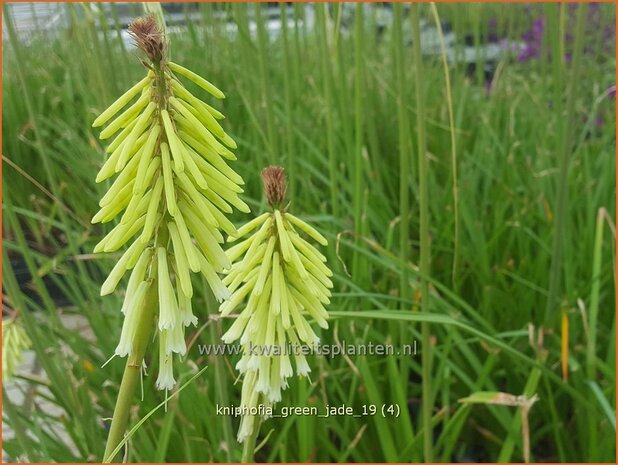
(241, 416, 262, 463)
(411, 4, 433, 462)
(206, 286, 234, 462)
(103, 282, 157, 462)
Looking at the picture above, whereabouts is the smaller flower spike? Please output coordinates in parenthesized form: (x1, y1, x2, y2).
(92, 16, 248, 393)
(221, 166, 333, 443)
(2, 319, 32, 379)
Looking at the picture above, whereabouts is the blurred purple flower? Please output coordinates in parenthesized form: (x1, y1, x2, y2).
(518, 3, 615, 63)
(519, 17, 544, 62)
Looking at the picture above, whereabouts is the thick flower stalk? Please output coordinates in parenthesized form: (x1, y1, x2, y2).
(220, 166, 333, 444)
(92, 16, 247, 392)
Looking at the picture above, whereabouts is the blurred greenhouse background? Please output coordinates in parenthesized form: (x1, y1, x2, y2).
(2, 2, 616, 463)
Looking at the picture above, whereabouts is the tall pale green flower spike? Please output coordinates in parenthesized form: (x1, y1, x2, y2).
(221, 166, 333, 443)
(92, 16, 248, 392)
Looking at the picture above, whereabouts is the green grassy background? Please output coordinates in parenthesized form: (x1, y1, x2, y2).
(2, 2, 616, 462)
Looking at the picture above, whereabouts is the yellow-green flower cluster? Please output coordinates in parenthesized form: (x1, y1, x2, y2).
(220, 166, 332, 442)
(2, 319, 32, 379)
(92, 17, 247, 391)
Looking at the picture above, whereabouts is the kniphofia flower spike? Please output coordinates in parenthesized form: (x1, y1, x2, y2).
(92, 16, 247, 391)
(221, 166, 333, 442)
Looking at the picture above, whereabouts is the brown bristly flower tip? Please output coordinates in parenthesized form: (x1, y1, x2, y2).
(128, 16, 165, 63)
(261, 166, 287, 208)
